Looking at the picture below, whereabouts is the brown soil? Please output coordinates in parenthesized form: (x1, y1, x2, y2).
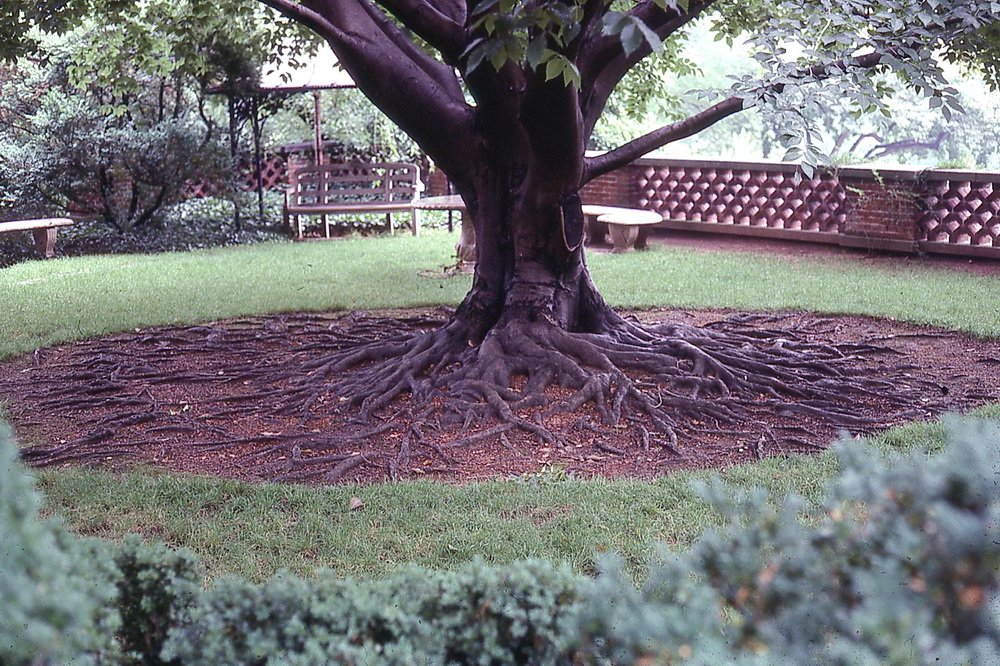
(2, 308, 999, 485)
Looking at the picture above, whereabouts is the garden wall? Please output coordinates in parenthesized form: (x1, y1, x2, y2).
(221, 152, 999, 259)
(581, 157, 1000, 259)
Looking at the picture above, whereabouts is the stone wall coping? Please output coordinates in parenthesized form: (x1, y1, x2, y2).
(598, 153, 1000, 183)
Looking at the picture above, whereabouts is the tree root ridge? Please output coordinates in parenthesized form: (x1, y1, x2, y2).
(272, 312, 944, 458)
(2, 309, 978, 483)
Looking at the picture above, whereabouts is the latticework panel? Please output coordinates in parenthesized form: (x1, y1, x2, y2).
(243, 155, 288, 191)
(918, 179, 1000, 247)
(637, 165, 845, 233)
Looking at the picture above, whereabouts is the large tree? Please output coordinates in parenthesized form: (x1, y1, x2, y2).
(252, 0, 997, 438)
(8, 0, 1000, 444)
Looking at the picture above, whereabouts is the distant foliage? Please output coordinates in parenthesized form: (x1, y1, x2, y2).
(267, 88, 422, 166)
(1, 418, 999, 664)
(0, 35, 230, 231)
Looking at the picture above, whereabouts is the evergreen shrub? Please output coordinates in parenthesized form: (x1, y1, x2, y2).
(575, 418, 1000, 665)
(2, 419, 999, 665)
(161, 558, 581, 665)
(0, 423, 119, 665)
(113, 537, 201, 665)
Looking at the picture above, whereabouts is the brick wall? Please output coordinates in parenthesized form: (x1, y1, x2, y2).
(601, 158, 999, 259)
(839, 174, 921, 252)
(580, 170, 636, 206)
(260, 153, 1000, 259)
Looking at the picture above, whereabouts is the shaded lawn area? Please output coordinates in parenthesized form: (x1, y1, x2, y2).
(3, 230, 1000, 361)
(2, 229, 999, 580)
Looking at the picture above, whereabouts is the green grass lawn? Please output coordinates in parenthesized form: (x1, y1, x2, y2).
(4, 231, 999, 360)
(4, 230, 1000, 580)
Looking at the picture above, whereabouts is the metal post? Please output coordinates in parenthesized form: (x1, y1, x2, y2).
(313, 91, 323, 165)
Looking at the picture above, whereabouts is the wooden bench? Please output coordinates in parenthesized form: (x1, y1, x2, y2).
(0, 217, 75, 258)
(583, 205, 662, 252)
(284, 162, 423, 239)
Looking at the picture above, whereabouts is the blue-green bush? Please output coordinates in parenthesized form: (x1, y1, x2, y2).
(0, 423, 119, 664)
(575, 418, 1000, 664)
(113, 537, 201, 665)
(2, 418, 999, 664)
(162, 558, 581, 665)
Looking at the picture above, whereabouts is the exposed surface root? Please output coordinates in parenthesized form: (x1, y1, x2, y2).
(274, 309, 938, 453)
(1, 308, 994, 484)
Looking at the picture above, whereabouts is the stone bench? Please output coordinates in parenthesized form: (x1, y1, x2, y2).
(583, 205, 662, 252)
(0, 218, 75, 258)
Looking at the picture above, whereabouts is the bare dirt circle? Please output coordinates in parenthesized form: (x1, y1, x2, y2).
(2, 308, 998, 485)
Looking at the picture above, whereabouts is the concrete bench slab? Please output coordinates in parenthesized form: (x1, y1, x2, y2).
(582, 206, 662, 252)
(0, 217, 75, 258)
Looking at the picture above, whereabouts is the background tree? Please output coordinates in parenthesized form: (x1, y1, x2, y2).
(6, 0, 999, 443)
(0, 33, 230, 230)
(591, 20, 1000, 170)
(0, 1, 314, 230)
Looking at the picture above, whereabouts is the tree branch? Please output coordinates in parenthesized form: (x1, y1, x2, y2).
(584, 50, 888, 182)
(566, 0, 611, 61)
(258, 0, 476, 176)
(584, 96, 743, 182)
(374, 0, 466, 59)
(355, 0, 465, 96)
(579, 0, 719, 137)
(255, 0, 341, 37)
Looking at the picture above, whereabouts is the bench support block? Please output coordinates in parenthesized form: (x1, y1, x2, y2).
(31, 228, 59, 258)
(609, 224, 640, 253)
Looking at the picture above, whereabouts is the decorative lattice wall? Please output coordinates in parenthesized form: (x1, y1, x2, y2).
(186, 155, 288, 198)
(183, 152, 1000, 257)
(918, 177, 999, 248)
(614, 158, 1000, 257)
(244, 155, 288, 191)
(637, 164, 846, 234)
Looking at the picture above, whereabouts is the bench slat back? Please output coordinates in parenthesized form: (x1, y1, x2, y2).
(288, 162, 421, 207)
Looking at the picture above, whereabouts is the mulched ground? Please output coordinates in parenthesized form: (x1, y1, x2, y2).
(2, 306, 999, 485)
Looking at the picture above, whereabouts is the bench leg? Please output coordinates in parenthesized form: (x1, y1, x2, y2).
(322, 214, 330, 238)
(635, 227, 650, 251)
(585, 215, 608, 245)
(386, 212, 394, 235)
(609, 224, 639, 253)
(31, 228, 58, 258)
(456, 214, 476, 264)
(411, 209, 420, 236)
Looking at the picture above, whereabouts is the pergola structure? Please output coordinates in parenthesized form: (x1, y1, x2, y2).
(210, 45, 355, 224)
(257, 44, 355, 166)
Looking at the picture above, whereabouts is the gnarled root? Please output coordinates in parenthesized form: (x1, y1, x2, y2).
(6, 309, 960, 483)
(272, 309, 936, 461)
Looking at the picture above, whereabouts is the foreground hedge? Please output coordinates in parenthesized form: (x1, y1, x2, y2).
(1, 418, 998, 665)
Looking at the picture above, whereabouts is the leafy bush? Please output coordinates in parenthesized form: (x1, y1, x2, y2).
(0, 41, 231, 231)
(162, 558, 581, 665)
(2, 418, 999, 664)
(0, 423, 120, 665)
(113, 537, 202, 665)
(574, 418, 1000, 664)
